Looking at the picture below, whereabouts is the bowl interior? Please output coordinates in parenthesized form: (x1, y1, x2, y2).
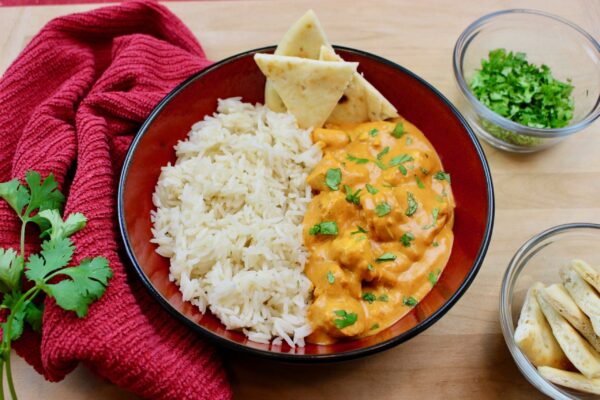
(460, 10, 600, 126)
(119, 47, 493, 359)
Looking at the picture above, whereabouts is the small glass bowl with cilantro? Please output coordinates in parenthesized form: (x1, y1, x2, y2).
(453, 9, 600, 153)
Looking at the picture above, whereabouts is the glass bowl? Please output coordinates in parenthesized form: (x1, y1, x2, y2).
(500, 223, 600, 399)
(453, 9, 600, 153)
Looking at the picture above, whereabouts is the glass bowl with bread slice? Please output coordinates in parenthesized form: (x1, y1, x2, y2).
(501, 223, 600, 399)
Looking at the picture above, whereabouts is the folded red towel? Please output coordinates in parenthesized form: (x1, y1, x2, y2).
(0, 1, 231, 399)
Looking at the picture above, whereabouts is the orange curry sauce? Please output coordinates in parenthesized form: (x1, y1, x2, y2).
(303, 118, 455, 344)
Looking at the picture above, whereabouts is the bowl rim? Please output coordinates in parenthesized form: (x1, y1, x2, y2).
(499, 222, 600, 399)
(453, 8, 600, 139)
(117, 45, 496, 362)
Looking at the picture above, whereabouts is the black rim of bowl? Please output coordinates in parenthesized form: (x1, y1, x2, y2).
(117, 45, 496, 362)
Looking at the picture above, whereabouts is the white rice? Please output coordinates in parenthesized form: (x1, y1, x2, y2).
(150, 98, 321, 347)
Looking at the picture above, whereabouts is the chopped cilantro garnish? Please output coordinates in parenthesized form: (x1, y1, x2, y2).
(406, 136, 413, 145)
(375, 202, 392, 217)
(415, 175, 425, 189)
(370, 323, 380, 330)
(401, 232, 415, 247)
(362, 292, 377, 303)
(469, 48, 574, 129)
(428, 269, 440, 285)
(347, 154, 369, 164)
(333, 310, 358, 329)
(375, 160, 387, 170)
(423, 208, 439, 229)
(366, 184, 379, 195)
(367, 264, 374, 272)
(405, 192, 417, 216)
(369, 128, 379, 137)
(433, 241, 440, 247)
(378, 293, 389, 302)
(309, 221, 338, 236)
(327, 271, 335, 284)
(351, 226, 368, 235)
(392, 122, 404, 138)
(403, 296, 418, 307)
(420, 167, 429, 175)
(434, 171, 451, 183)
(389, 154, 413, 166)
(377, 146, 390, 160)
(344, 185, 361, 205)
(376, 252, 396, 262)
(399, 164, 407, 176)
(325, 168, 342, 191)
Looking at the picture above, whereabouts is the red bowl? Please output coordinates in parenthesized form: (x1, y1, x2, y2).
(118, 46, 494, 361)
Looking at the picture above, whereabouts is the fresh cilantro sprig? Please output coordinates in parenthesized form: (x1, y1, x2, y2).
(0, 171, 112, 400)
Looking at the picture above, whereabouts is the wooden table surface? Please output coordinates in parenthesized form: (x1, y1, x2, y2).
(1, 0, 600, 398)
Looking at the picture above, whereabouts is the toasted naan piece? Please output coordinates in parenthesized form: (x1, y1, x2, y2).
(514, 283, 569, 369)
(265, 10, 332, 112)
(539, 366, 600, 395)
(319, 46, 399, 124)
(254, 54, 357, 129)
(537, 290, 600, 379)
(541, 284, 600, 353)
(561, 266, 600, 336)
(571, 259, 600, 293)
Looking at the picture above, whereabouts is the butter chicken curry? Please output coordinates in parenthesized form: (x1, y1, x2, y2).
(303, 118, 455, 344)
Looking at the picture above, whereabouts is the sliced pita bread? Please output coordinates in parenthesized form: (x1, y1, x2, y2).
(319, 46, 399, 124)
(541, 284, 600, 353)
(539, 366, 600, 395)
(561, 266, 600, 336)
(254, 54, 357, 129)
(537, 290, 600, 379)
(514, 283, 569, 369)
(265, 10, 332, 112)
(571, 259, 600, 293)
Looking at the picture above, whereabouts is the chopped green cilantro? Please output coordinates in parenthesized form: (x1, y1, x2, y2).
(351, 226, 368, 235)
(369, 128, 379, 137)
(375, 160, 388, 170)
(309, 221, 338, 236)
(401, 232, 415, 247)
(347, 154, 369, 164)
(362, 292, 377, 303)
(415, 175, 425, 189)
(405, 192, 417, 216)
(434, 171, 451, 183)
(333, 310, 358, 329)
(403, 296, 418, 307)
(344, 185, 362, 205)
(389, 154, 413, 166)
(375, 202, 392, 217)
(370, 323, 380, 330)
(325, 168, 342, 191)
(366, 184, 379, 195)
(378, 293, 389, 302)
(469, 48, 574, 130)
(376, 252, 396, 262)
(423, 208, 439, 229)
(327, 271, 335, 284)
(367, 264, 374, 272)
(392, 122, 404, 138)
(433, 241, 440, 247)
(377, 146, 390, 160)
(429, 269, 440, 285)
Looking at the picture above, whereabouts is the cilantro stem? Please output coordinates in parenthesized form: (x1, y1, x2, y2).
(4, 352, 15, 400)
(19, 222, 26, 260)
(0, 359, 4, 400)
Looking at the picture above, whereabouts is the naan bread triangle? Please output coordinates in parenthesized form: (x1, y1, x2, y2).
(255, 53, 356, 129)
(319, 46, 399, 124)
(265, 10, 332, 112)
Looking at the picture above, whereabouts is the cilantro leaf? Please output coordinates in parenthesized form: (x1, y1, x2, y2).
(351, 226, 368, 235)
(365, 184, 378, 195)
(415, 175, 425, 189)
(24, 238, 74, 283)
(325, 168, 342, 191)
(24, 172, 65, 219)
(309, 221, 338, 236)
(0, 179, 30, 217)
(429, 270, 440, 285)
(376, 146, 390, 160)
(369, 128, 378, 137)
(346, 154, 369, 164)
(376, 252, 396, 262)
(392, 122, 404, 138)
(405, 192, 418, 216)
(344, 185, 361, 205)
(400, 232, 415, 247)
(389, 154, 413, 166)
(403, 296, 418, 307)
(434, 171, 451, 183)
(375, 202, 392, 217)
(36, 209, 87, 241)
(362, 292, 376, 303)
(44, 257, 112, 318)
(0, 249, 23, 294)
(327, 271, 335, 284)
(333, 310, 358, 329)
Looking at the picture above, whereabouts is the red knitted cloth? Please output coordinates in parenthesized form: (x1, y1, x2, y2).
(0, 1, 232, 399)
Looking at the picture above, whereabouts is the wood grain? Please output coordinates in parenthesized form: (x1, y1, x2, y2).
(1, 0, 599, 398)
